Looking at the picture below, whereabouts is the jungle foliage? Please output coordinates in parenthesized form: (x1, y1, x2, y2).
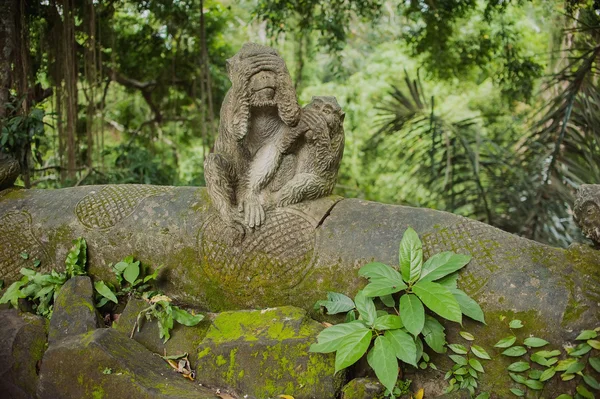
(1, 0, 599, 246)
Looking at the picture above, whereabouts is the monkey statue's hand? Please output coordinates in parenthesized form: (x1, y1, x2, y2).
(238, 195, 266, 229)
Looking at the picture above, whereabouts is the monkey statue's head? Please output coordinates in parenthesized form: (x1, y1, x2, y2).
(574, 184, 600, 245)
(225, 43, 301, 140)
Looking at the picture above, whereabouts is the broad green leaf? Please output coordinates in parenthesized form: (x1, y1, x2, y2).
(471, 345, 491, 360)
(345, 310, 356, 322)
(449, 355, 467, 365)
(334, 329, 372, 373)
(33, 259, 41, 268)
(502, 346, 527, 357)
(420, 252, 452, 279)
(460, 331, 475, 341)
(569, 343, 592, 357)
(576, 330, 597, 340)
(583, 374, 600, 390)
(509, 372, 527, 384)
(555, 358, 578, 371)
(172, 307, 204, 326)
(0, 280, 26, 307)
(528, 369, 542, 380)
(454, 367, 468, 375)
(359, 262, 400, 280)
(524, 337, 549, 348)
(113, 261, 129, 272)
(469, 358, 484, 373)
(509, 319, 524, 329)
(398, 227, 422, 283)
(314, 292, 355, 314)
(415, 335, 424, 363)
(589, 357, 600, 373)
(539, 368, 556, 382)
(536, 350, 561, 358)
(419, 253, 471, 283)
(422, 315, 446, 353)
(554, 395, 572, 399)
(362, 277, 407, 297)
(94, 281, 118, 304)
(310, 322, 368, 353)
(494, 335, 517, 348)
(373, 315, 403, 331)
(475, 393, 490, 399)
(385, 329, 417, 367)
(448, 288, 485, 323)
(123, 262, 140, 285)
(399, 294, 425, 336)
(380, 294, 395, 308)
(448, 344, 468, 355)
(530, 353, 550, 366)
(437, 272, 459, 289)
(588, 340, 600, 349)
(524, 379, 543, 390)
(355, 290, 377, 326)
(562, 373, 575, 381)
(507, 361, 530, 372)
(509, 388, 525, 397)
(367, 335, 399, 393)
(413, 281, 461, 323)
(565, 361, 585, 374)
(577, 385, 595, 399)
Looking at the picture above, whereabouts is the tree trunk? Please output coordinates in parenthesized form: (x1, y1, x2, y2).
(0, 0, 15, 122)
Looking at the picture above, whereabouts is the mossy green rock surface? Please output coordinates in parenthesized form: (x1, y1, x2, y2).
(48, 276, 103, 345)
(113, 297, 211, 368)
(0, 309, 48, 399)
(341, 378, 385, 399)
(196, 306, 341, 398)
(37, 328, 219, 399)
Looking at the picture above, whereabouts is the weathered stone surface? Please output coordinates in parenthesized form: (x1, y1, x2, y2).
(48, 275, 102, 345)
(196, 306, 341, 399)
(1, 186, 599, 396)
(37, 328, 219, 399)
(0, 309, 48, 399)
(113, 297, 211, 368)
(574, 184, 600, 245)
(341, 378, 385, 399)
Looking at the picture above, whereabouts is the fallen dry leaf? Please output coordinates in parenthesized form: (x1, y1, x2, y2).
(278, 395, 295, 399)
(412, 388, 424, 399)
(216, 394, 235, 399)
(321, 322, 333, 328)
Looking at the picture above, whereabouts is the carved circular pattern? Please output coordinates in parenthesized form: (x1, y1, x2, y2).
(198, 208, 317, 296)
(0, 211, 50, 281)
(75, 185, 170, 229)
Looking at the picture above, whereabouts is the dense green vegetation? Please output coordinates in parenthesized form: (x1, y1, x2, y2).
(1, 0, 599, 246)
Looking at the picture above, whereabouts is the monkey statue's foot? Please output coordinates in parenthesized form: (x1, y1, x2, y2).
(238, 195, 266, 229)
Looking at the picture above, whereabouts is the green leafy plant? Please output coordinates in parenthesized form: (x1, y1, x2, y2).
(444, 331, 490, 397)
(311, 227, 485, 397)
(94, 256, 162, 308)
(132, 293, 204, 343)
(92, 255, 202, 343)
(0, 238, 87, 318)
(495, 318, 600, 398)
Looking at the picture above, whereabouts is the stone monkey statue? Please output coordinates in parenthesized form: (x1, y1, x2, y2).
(203, 43, 301, 232)
(247, 96, 345, 211)
(574, 184, 600, 246)
(204, 44, 345, 240)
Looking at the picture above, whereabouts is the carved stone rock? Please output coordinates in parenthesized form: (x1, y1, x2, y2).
(1, 185, 599, 397)
(573, 184, 600, 245)
(0, 152, 19, 191)
(204, 43, 344, 238)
